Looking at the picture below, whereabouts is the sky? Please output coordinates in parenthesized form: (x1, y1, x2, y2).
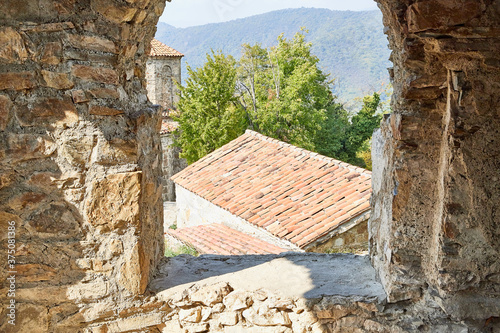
(159, 0, 379, 28)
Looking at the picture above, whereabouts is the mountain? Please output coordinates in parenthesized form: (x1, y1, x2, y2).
(155, 8, 391, 105)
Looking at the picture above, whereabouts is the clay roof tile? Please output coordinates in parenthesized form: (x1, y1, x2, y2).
(172, 130, 372, 248)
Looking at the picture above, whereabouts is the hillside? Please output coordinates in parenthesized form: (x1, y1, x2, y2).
(156, 8, 391, 104)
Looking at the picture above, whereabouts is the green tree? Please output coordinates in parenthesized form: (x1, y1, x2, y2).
(314, 93, 382, 168)
(237, 29, 334, 151)
(174, 51, 247, 164)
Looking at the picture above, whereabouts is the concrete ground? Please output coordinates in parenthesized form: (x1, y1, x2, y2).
(150, 253, 386, 302)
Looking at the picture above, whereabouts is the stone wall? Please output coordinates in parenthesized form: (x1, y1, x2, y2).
(146, 56, 182, 110)
(308, 219, 369, 253)
(1, 0, 500, 332)
(371, 0, 500, 323)
(0, 0, 166, 331)
(83, 253, 479, 333)
(161, 133, 187, 202)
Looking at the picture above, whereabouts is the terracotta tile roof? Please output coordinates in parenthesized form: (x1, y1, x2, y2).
(150, 38, 184, 58)
(167, 224, 287, 255)
(172, 130, 372, 249)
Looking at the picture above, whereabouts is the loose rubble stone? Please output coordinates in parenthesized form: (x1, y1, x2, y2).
(223, 290, 254, 311)
(190, 282, 233, 307)
(218, 311, 239, 326)
(179, 307, 202, 323)
(242, 306, 291, 327)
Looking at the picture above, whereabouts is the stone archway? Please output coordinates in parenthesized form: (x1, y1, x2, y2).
(1, 0, 499, 331)
(372, 0, 500, 320)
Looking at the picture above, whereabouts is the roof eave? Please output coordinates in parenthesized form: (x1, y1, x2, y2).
(300, 210, 371, 250)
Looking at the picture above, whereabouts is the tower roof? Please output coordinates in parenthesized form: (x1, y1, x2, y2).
(150, 38, 184, 58)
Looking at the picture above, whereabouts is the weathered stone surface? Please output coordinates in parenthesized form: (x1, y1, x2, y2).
(72, 65, 119, 84)
(16, 264, 57, 282)
(242, 306, 291, 327)
(373, 0, 500, 324)
(48, 302, 84, 332)
(92, 137, 137, 165)
(0, 94, 12, 131)
(22, 22, 75, 33)
(71, 89, 89, 103)
(183, 322, 209, 333)
(161, 320, 183, 332)
(190, 282, 233, 306)
(0, 304, 49, 333)
(39, 42, 62, 65)
(67, 278, 110, 301)
(223, 290, 253, 311)
(26, 203, 81, 237)
(0, 211, 20, 241)
(179, 307, 202, 323)
(7, 191, 47, 212)
(224, 326, 292, 333)
(14, 286, 69, 305)
(67, 34, 117, 53)
(59, 135, 94, 167)
(218, 311, 239, 326)
(118, 241, 149, 295)
(41, 70, 74, 89)
(86, 172, 141, 229)
(89, 87, 120, 99)
(0, 0, 165, 332)
(105, 312, 163, 332)
(0, 27, 28, 63)
(16, 97, 78, 127)
(407, 0, 485, 33)
(6, 133, 57, 161)
(0, 72, 37, 90)
(91, 0, 138, 23)
(89, 105, 124, 116)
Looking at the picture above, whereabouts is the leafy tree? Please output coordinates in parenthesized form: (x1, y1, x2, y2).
(237, 29, 333, 151)
(174, 51, 247, 164)
(314, 103, 350, 160)
(314, 93, 382, 168)
(174, 29, 382, 168)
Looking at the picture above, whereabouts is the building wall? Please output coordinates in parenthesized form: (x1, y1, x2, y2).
(161, 134, 187, 202)
(176, 185, 300, 251)
(307, 219, 369, 253)
(146, 57, 182, 110)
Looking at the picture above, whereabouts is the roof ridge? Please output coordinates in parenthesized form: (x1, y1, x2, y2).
(150, 38, 184, 57)
(244, 130, 371, 177)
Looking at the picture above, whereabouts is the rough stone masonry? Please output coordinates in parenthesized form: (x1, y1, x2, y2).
(0, 0, 166, 331)
(0, 0, 499, 332)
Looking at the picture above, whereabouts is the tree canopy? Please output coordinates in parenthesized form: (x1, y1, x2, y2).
(175, 51, 247, 164)
(174, 29, 384, 169)
(237, 30, 333, 151)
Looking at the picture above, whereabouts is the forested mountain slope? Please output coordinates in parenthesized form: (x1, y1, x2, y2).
(156, 8, 391, 103)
